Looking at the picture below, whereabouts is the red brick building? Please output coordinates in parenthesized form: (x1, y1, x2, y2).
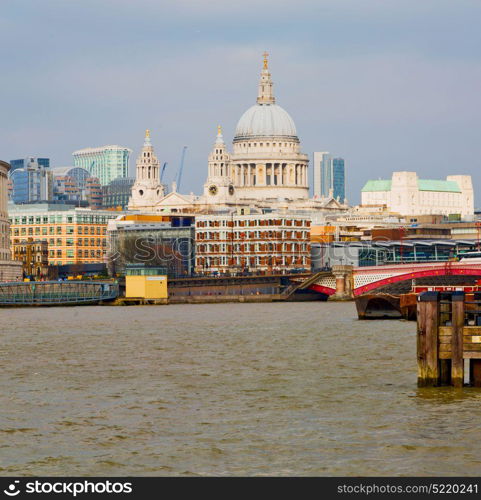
(195, 213, 311, 274)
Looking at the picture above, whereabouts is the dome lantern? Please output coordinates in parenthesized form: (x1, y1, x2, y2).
(257, 51, 275, 105)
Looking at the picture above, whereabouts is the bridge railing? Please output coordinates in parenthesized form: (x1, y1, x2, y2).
(0, 281, 119, 305)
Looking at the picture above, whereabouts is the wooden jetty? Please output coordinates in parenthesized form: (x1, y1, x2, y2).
(417, 291, 481, 387)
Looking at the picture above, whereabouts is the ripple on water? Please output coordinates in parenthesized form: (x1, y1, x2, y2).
(1, 302, 480, 476)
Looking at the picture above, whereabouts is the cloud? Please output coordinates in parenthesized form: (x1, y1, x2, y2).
(1, 0, 481, 204)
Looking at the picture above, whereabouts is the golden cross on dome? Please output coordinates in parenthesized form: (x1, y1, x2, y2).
(145, 129, 150, 138)
(217, 125, 222, 135)
(263, 51, 269, 70)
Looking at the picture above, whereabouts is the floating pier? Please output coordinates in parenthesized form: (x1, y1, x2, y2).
(0, 281, 119, 306)
(417, 291, 481, 387)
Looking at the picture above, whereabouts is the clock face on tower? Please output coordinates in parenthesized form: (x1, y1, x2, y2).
(209, 185, 218, 196)
(228, 185, 235, 196)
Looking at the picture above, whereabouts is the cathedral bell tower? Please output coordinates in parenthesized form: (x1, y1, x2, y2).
(129, 130, 164, 209)
(203, 126, 236, 201)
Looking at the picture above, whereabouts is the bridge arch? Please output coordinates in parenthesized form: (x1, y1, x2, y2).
(353, 267, 481, 296)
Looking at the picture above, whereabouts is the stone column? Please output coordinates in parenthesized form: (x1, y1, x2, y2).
(331, 265, 354, 301)
(256, 163, 266, 186)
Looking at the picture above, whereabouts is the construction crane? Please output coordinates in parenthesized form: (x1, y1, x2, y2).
(176, 146, 188, 191)
(160, 162, 168, 182)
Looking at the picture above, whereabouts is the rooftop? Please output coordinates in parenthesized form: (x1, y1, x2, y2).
(362, 179, 462, 193)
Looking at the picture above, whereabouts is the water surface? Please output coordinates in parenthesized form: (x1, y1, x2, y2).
(1, 302, 480, 476)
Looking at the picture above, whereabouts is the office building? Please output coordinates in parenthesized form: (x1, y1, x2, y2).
(72, 145, 132, 186)
(102, 177, 135, 210)
(9, 204, 120, 265)
(107, 214, 195, 277)
(313, 152, 345, 202)
(195, 212, 311, 274)
(51, 166, 102, 208)
(10, 157, 50, 173)
(9, 157, 52, 204)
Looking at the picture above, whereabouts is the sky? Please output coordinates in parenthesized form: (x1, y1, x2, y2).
(1, 0, 481, 205)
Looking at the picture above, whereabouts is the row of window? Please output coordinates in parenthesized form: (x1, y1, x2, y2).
(197, 242, 309, 253)
(48, 249, 105, 258)
(10, 215, 113, 224)
(12, 226, 107, 236)
(196, 255, 309, 266)
(197, 231, 310, 240)
(239, 141, 294, 148)
(11, 237, 106, 247)
(197, 219, 310, 228)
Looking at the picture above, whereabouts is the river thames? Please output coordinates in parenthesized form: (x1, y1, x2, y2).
(2, 301, 481, 476)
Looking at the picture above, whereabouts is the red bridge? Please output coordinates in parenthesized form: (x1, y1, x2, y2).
(300, 261, 481, 298)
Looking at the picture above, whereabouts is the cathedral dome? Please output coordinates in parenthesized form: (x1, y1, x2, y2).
(234, 103, 298, 141)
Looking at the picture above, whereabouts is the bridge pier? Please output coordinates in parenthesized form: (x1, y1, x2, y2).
(330, 265, 354, 301)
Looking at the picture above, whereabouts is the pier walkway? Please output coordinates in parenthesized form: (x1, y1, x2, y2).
(0, 281, 119, 306)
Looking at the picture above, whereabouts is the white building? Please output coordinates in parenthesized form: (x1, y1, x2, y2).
(227, 52, 309, 201)
(127, 54, 348, 216)
(361, 171, 474, 219)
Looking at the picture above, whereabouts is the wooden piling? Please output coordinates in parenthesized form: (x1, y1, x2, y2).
(417, 291, 481, 388)
(470, 360, 481, 387)
(451, 291, 465, 388)
(439, 359, 451, 385)
(417, 292, 439, 387)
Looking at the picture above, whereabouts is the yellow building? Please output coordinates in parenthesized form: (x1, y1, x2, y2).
(9, 203, 121, 265)
(125, 275, 168, 299)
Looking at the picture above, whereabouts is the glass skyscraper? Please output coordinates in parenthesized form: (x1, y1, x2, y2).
(9, 157, 52, 204)
(312, 152, 345, 203)
(72, 145, 132, 186)
(332, 157, 345, 203)
(10, 157, 49, 173)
